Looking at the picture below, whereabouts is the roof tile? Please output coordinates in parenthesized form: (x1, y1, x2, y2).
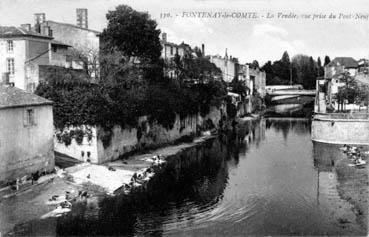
(0, 85, 52, 109)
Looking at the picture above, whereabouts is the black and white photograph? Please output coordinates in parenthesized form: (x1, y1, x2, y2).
(0, 0, 368, 236)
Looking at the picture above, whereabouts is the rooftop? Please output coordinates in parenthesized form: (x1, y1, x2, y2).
(0, 26, 52, 39)
(0, 85, 52, 110)
(43, 20, 100, 35)
(327, 57, 359, 68)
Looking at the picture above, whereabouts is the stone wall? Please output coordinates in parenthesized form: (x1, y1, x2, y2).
(0, 105, 54, 184)
(54, 105, 225, 164)
(54, 126, 99, 163)
(312, 117, 369, 145)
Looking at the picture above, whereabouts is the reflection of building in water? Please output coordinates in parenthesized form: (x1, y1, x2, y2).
(313, 141, 343, 171)
(266, 118, 311, 141)
(237, 118, 266, 148)
(312, 141, 357, 226)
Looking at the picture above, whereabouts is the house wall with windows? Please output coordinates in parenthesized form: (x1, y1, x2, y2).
(210, 55, 237, 82)
(0, 33, 70, 92)
(0, 86, 54, 184)
(0, 39, 26, 90)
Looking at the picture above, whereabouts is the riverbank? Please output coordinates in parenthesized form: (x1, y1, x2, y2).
(335, 146, 369, 230)
(1, 114, 263, 234)
(0, 134, 216, 234)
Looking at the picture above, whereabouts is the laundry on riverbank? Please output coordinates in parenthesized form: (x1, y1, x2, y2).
(340, 145, 368, 168)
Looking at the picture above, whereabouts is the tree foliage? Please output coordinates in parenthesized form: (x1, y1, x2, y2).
(324, 55, 331, 67)
(36, 5, 227, 134)
(100, 5, 162, 63)
(261, 51, 324, 89)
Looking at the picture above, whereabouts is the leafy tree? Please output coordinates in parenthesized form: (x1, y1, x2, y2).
(317, 57, 324, 77)
(336, 72, 369, 111)
(193, 46, 203, 58)
(324, 55, 331, 66)
(261, 61, 274, 85)
(230, 77, 249, 98)
(100, 5, 162, 63)
(281, 51, 290, 65)
(291, 54, 317, 88)
(250, 60, 259, 69)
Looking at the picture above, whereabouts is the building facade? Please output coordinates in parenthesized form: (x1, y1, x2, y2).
(0, 85, 54, 184)
(160, 33, 193, 79)
(324, 57, 359, 78)
(0, 26, 70, 92)
(38, 10, 100, 81)
(249, 67, 266, 97)
(210, 50, 239, 83)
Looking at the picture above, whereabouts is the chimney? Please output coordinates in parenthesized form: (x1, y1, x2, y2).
(162, 32, 167, 43)
(201, 43, 205, 56)
(20, 24, 31, 31)
(42, 25, 51, 37)
(76, 8, 88, 29)
(34, 13, 46, 33)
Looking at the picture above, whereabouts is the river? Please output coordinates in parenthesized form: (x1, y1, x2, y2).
(9, 118, 366, 236)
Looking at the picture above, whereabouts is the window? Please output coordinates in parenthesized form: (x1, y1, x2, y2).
(170, 46, 173, 55)
(7, 40, 13, 52)
(24, 108, 36, 127)
(7, 58, 14, 75)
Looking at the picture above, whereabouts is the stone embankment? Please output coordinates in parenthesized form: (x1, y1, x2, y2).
(335, 145, 369, 230)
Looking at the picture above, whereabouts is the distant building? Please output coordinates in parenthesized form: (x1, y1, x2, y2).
(0, 85, 54, 184)
(0, 26, 70, 92)
(249, 67, 266, 97)
(37, 10, 100, 81)
(324, 57, 359, 78)
(160, 32, 193, 79)
(210, 49, 239, 82)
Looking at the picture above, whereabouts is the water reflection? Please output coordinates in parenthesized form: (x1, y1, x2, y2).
(10, 119, 366, 236)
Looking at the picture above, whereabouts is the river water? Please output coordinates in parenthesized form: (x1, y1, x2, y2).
(10, 118, 366, 236)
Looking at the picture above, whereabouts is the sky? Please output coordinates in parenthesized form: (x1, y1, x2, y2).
(0, 0, 369, 64)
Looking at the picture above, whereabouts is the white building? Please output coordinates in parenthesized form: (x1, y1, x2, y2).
(210, 50, 238, 83)
(0, 26, 70, 92)
(0, 85, 54, 183)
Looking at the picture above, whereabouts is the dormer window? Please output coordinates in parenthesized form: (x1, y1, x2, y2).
(7, 40, 13, 52)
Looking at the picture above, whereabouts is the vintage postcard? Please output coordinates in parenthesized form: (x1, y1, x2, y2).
(0, 0, 368, 236)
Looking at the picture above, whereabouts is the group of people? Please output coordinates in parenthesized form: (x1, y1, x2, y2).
(48, 190, 90, 212)
(122, 155, 165, 192)
(340, 145, 367, 167)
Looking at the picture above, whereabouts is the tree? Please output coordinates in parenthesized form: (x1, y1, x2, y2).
(100, 5, 162, 64)
(324, 55, 331, 66)
(281, 51, 290, 65)
(250, 60, 259, 69)
(291, 54, 317, 88)
(193, 46, 203, 58)
(336, 72, 369, 111)
(69, 47, 100, 82)
(317, 57, 324, 77)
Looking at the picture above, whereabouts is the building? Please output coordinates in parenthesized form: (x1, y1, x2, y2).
(0, 26, 71, 92)
(0, 85, 54, 184)
(160, 32, 193, 79)
(324, 57, 359, 78)
(249, 67, 266, 97)
(210, 49, 239, 83)
(37, 11, 100, 80)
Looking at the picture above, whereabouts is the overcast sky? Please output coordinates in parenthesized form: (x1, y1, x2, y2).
(1, 0, 368, 64)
